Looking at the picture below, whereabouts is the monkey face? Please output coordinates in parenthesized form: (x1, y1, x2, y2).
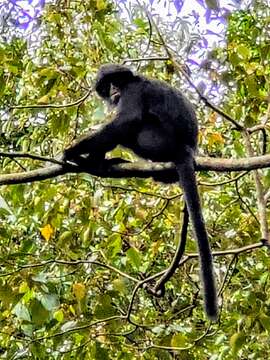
(109, 84, 121, 105)
(95, 64, 134, 101)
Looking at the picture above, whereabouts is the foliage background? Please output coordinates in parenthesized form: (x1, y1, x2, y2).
(0, 0, 270, 358)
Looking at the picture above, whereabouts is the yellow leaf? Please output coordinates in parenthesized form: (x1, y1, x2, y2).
(40, 224, 54, 241)
(150, 240, 162, 255)
(37, 95, 49, 104)
(69, 305, 76, 316)
(96, 0, 106, 10)
(73, 283, 86, 301)
(208, 112, 218, 123)
(135, 209, 147, 220)
(208, 132, 225, 146)
(19, 282, 29, 294)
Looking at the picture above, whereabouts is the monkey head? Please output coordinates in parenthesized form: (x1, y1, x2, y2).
(95, 64, 135, 103)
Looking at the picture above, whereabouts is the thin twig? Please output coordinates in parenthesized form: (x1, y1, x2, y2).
(32, 315, 124, 342)
(123, 56, 169, 64)
(200, 172, 249, 187)
(0, 151, 65, 166)
(153, 204, 189, 294)
(9, 88, 92, 110)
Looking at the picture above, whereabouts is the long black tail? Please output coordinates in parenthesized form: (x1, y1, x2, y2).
(176, 157, 218, 321)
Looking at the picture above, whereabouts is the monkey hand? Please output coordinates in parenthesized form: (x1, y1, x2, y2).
(63, 145, 114, 172)
(62, 143, 78, 162)
(61, 145, 88, 169)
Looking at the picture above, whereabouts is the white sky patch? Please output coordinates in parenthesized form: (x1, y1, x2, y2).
(117, 0, 254, 48)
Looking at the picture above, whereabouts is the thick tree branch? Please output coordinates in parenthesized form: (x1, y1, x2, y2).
(0, 164, 66, 185)
(2, 154, 270, 185)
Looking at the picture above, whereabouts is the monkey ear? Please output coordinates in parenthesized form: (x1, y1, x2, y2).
(95, 64, 134, 98)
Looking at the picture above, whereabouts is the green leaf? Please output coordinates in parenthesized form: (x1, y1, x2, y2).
(54, 309, 64, 323)
(39, 293, 59, 311)
(171, 333, 188, 347)
(61, 320, 77, 332)
(30, 299, 50, 326)
(259, 314, 270, 332)
(58, 230, 73, 245)
(12, 302, 31, 322)
(230, 332, 246, 355)
(106, 233, 122, 259)
(0, 284, 16, 307)
(245, 76, 258, 97)
(152, 325, 166, 335)
(94, 295, 116, 318)
(93, 341, 109, 360)
(133, 18, 147, 29)
(236, 45, 250, 60)
(112, 278, 127, 294)
(126, 247, 141, 269)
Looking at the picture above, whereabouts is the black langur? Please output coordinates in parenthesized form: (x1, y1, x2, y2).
(64, 64, 218, 320)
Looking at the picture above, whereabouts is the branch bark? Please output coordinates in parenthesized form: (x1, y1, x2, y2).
(2, 153, 270, 185)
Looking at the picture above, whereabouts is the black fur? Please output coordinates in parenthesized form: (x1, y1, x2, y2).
(64, 64, 218, 320)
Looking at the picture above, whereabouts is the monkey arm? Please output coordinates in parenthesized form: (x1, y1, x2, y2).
(64, 83, 143, 162)
(63, 122, 121, 161)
